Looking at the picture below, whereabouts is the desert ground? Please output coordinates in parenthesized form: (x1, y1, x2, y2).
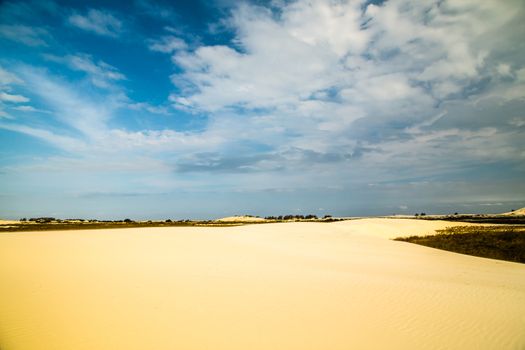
(1, 218, 524, 349)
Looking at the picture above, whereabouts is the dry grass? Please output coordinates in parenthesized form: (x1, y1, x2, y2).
(395, 225, 525, 263)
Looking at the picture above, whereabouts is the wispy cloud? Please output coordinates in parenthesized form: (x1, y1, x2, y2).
(0, 24, 49, 46)
(0, 92, 29, 103)
(135, 0, 176, 20)
(44, 53, 126, 89)
(148, 35, 187, 53)
(15, 67, 112, 138)
(68, 9, 123, 38)
(1, 67, 225, 157)
(0, 108, 13, 119)
(125, 102, 169, 115)
(0, 122, 86, 151)
(10, 105, 48, 113)
(0, 66, 23, 86)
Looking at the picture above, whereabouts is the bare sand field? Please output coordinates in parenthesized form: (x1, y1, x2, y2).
(1, 218, 524, 350)
(0, 220, 20, 225)
(215, 215, 268, 223)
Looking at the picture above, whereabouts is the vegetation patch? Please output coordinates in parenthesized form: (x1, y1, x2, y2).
(417, 215, 525, 225)
(395, 226, 525, 264)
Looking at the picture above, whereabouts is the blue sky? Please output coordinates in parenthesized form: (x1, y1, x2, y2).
(1, 0, 524, 219)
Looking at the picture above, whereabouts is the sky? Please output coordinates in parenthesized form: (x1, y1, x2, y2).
(0, 0, 524, 220)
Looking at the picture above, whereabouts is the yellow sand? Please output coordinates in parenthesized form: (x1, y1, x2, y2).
(1, 218, 524, 350)
(216, 215, 268, 222)
(501, 207, 525, 216)
(0, 220, 20, 225)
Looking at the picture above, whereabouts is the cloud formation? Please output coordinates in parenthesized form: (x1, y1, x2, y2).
(44, 54, 126, 89)
(68, 9, 123, 37)
(148, 35, 187, 53)
(0, 24, 49, 46)
(164, 0, 525, 172)
(0, 92, 29, 103)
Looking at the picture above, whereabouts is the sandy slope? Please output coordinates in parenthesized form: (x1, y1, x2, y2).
(1, 219, 524, 350)
(501, 207, 525, 216)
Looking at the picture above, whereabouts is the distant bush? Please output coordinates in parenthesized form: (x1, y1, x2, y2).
(29, 217, 56, 223)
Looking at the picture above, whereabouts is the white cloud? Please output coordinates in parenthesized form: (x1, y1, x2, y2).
(509, 117, 525, 128)
(342, 73, 427, 102)
(68, 9, 122, 37)
(12, 105, 35, 112)
(148, 35, 187, 53)
(125, 102, 169, 115)
(44, 54, 125, 89)
(0, 66, 23, 86)
(159, 0, 525, 186)
(171, 0, 523, 118)
(0, 122, 86, 151)
(0, 108, 13, 119)
(0, 92, 29, 103)
(16, 68, 111, 138)
(0, 24, 48, 46)
(11, 105, 48, 113)
(68, 55, 125, 81)
(282, 0, 369, 56)
(496, 63, 512, 77)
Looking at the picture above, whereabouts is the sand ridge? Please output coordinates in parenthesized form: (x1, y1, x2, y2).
(1, 218, 524, 350)
(501, 207, 525, 216)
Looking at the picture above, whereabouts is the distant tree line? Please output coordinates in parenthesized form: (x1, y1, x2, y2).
(20, 217, 139, 223)
(18, 215, 338, 224)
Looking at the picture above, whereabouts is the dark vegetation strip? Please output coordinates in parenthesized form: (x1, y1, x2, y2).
(0, 221, 245, 232)
(395, 226, 525, 264)
(415, 216, 525, 225)
(0, 217, 345, 232)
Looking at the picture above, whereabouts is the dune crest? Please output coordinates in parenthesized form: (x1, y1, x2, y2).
(501, 207, 525, 216)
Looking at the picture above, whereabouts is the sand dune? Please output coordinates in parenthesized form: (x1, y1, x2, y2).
(215, 215, 268, 222)
(0, 220, 20, 225)
(1, 218, 524, 350)
(501, 207, 525, 216)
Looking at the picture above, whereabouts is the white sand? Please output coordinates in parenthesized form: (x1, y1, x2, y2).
(216, 215, 267, 222)
(1, 218, 524, 350)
